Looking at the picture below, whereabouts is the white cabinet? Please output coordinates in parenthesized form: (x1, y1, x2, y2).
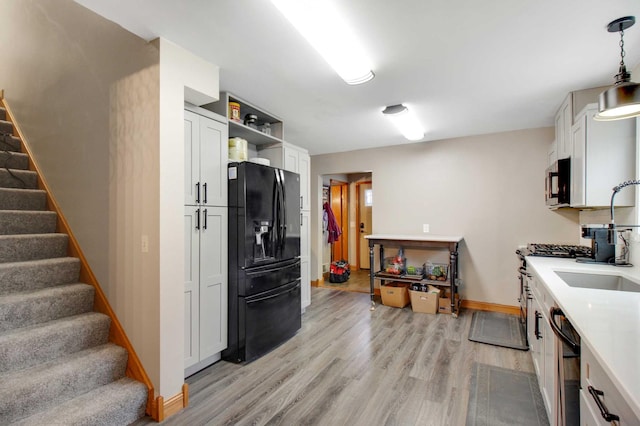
(261, 143, 310, 211)
(184, 206, 228, 370)
(527, 272, 556, 424)
(184, 110, 228, 207)
(259, 142, 311, 311)
(581, 343, 639, 425)
(184, 107, 228, 375)
(571, 103, 636, 208)
(555, 93, 573, 160)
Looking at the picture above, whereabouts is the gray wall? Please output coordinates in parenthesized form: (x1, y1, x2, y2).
(311, 127, 581, 306)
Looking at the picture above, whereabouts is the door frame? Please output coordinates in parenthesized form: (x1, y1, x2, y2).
(330, 179, 349, 263)
(355, 180, 372, 270)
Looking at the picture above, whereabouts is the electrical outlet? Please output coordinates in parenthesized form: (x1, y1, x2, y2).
(141, 235, 149, 253)
(423, 224, 429, 233)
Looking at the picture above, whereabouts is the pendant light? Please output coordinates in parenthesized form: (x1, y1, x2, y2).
(595, 16, 640, 121)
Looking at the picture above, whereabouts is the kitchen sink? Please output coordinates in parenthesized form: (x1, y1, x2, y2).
(555, 271, 640, 293)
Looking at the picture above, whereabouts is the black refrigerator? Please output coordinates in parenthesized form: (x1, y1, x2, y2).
(223, 161, 301, 363)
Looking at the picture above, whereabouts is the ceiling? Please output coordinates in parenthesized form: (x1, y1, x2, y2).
(75, 0, 640, 156)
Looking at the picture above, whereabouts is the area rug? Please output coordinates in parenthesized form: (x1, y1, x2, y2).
(466, 363, 549, 426)
(468, 311, 528, 351)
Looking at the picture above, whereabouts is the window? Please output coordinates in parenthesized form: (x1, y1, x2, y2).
(364, 189, 373, 206)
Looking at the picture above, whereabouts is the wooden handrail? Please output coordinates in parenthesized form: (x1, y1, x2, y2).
(1, 95, 161, 421)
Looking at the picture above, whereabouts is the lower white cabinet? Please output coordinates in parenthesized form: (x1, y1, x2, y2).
(581, 343, 639, 425)
(184, 206, 228, 374)
(527, 273, 556, 424)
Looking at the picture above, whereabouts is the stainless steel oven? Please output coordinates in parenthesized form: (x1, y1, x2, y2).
(549, 307, 581, 426)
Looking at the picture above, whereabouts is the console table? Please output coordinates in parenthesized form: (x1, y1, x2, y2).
(365, 234, 463, 316)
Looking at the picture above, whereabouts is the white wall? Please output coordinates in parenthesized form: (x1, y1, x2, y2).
(311, 128, 581, 306)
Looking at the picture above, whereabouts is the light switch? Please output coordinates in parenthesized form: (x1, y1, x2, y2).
(423, 224, 430, 233)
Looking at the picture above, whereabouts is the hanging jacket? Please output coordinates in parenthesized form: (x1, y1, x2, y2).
(323, 202, 341, 244)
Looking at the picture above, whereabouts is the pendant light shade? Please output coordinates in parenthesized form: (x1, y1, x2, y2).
(595, 16, 640, 121)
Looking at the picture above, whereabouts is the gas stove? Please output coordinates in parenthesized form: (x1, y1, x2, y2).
(517, 243, 592, 259)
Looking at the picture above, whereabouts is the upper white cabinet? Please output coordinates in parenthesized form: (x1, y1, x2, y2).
(570, 104, 636, 208)
(554, 93, 573, 160)
(261, 143, 311, 211)
(184, 109, 228, 207)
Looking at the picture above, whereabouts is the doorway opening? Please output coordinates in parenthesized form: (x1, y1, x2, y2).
(320, 172, 373, 294)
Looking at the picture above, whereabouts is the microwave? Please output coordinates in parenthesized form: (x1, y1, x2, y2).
(545, 158, 570, 207)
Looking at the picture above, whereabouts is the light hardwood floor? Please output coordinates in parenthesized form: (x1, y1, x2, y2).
(135, 287, 533, 426)
(317, 269, 378, 294)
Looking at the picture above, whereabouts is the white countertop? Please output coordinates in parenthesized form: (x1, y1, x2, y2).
(526, 257, 640, 418)
(365, 234, 463, 243)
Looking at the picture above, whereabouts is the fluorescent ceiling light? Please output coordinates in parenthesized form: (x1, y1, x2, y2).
(270, 0, 374, 85)
(382, 104, 424, 141)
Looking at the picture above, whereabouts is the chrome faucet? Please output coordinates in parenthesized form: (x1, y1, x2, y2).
(608, 180, 640, 265)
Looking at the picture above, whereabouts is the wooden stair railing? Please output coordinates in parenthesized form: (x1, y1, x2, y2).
(1, 95, 162, 422)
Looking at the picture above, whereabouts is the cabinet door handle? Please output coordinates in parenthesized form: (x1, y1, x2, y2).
(588, 386, 620, 422)
(534, 311, 542, 339)
(195, 182, 201, 204)
(195, 208, 200, 230)
(203, 182, 208, 204)
(300, 196, 303, 209)
(203, 208, 208, 230)
(300, 213, 303, 226)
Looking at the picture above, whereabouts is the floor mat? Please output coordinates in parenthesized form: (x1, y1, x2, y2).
(468, 311, 528, 351)
(466, 363, 549, 426)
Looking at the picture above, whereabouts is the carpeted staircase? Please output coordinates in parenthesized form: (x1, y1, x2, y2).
(0, 107, 148, 425)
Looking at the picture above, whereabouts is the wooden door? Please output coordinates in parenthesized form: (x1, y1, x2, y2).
(330, 181, 348, 262)
(357, 182, 372, 269)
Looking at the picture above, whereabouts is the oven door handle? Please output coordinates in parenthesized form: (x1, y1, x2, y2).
(549, 307, 580, 355)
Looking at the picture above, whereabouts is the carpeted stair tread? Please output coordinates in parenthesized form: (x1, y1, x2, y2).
(0, 312, 111, 373)
(0, 257, 80, 295)
(0, 187, 47, 211)
(0, 119, 13, 135)
(12, 377, 147, 426)
(0, 283, 94, 332)
(0, 210, 57, 235)
(0, 134, 21, 152)
(0, 343, 128, 424)
(0, 150, 28, 170)
(0, 233, 68, 262)
(0, 168, 38, 189)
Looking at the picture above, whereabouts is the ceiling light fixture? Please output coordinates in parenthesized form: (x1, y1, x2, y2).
(382, 104, 424, 141)
(270, 0, 374, 85)
(595, 16, 640, 121)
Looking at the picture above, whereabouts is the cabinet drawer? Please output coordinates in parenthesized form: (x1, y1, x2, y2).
(581, 344, 638, 425)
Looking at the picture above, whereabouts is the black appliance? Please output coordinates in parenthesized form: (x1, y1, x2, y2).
(223, 161, 302, 363)
(575, 225, 615, 264)
(515, 244, 591, 348)
(549, 307, 581, 426)
(545, 158, 571, 207)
